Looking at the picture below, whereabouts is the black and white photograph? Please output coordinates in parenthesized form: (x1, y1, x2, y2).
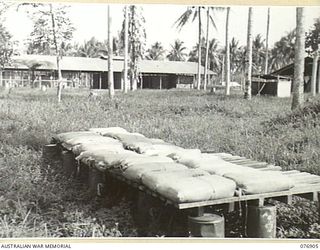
(0, 0, 320, 242)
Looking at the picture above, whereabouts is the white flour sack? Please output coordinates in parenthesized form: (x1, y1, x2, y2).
(139, 143, 184, 156)
(141, 168, 210, 191)
(54, 131, 98, 143)
(71, 142, 124, 155)
(120, 155, 174, 171)
(123, 138, 170, 153)
(104, 132, 146, 141)
(62, 135, 121, 151)
(156, 174, 236, 203)
(223, 171, 295, 194)
(167, 149, 202, 166)
(122, 162, 188, 182)
(75, 150, 138, 170)
(89, 127, 129, 136)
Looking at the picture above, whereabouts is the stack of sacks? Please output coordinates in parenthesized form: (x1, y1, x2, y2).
(142, 171, 236, 203)
(75, 149, 138, 170)
(122, 162, 186, 182)
(223, 171, 295, 194)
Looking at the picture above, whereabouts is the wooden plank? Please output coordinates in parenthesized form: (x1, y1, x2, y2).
(282, 170, 302, 175)
(259, 166, 282, 171)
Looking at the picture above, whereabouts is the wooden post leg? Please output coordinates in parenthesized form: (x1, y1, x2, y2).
(317, 192, 320, 224)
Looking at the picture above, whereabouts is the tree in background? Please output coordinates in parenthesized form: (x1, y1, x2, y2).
(252, 34, 265, 75)
(121, 5, 146, 91)
(107, 5, 114, 99)
(269, 30, 295, 72)
(305, 18, 320, 96)
(123, 5, 129, 93)
(264, 7, 270, 74)
(167, 39, 187, 61)
(229, 37, 241, 78)
(146, 42, 165, 60)
(224, 7, 231, 95)
(204, 7, 224, 90)
(175, 6, 205, 90)
(0, 24, 14, 89)
(188, 37, 206, 64)
(23, 3, 75, 102)
(74, 37, 106, 58)
(244, 7, 253, 100)
(292, 7, 305, 110)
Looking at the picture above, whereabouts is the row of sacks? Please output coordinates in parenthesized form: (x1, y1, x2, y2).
(52, 127, 295, 203)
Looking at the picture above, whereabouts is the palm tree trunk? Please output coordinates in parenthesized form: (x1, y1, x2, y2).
(197, 6, 202, 90)
(108, 5, 115, 99)
(311, 51, 318, 96)
(244, 7, 253, 100)
(291, 7, 305, 110)
(204, 7, 210, 91)
(49, 4, 62, 102)
(318, 63, 320, 94)
(225, 7, 231, 96)
(123, 5, 129, 93)
(264, 7, 270, 75)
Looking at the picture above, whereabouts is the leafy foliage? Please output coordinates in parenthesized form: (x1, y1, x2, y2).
(167, 39, 187, 61)
(305, 18, 320, 55)
(120, 5, 146, 89)
(146, 42, 165, 60)
(25, 4, 75, 56)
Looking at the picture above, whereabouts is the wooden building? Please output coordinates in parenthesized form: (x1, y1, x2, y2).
(270, 56, 320, 93)
(252, 75, 292, 97)
(2, 55, 213, 90)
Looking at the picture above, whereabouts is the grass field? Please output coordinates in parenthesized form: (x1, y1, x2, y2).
(0, 87, 320, 238)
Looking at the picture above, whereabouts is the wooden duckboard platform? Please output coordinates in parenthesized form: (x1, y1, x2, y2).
(58, 144, 320, 211)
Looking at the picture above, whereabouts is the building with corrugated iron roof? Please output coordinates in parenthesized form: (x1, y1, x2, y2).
(3, 54, 215, 90)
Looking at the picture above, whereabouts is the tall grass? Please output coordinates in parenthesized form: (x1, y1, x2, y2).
(0, 87, 320, 238)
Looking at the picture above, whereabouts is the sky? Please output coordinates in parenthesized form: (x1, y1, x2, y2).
(3, 3, 320, 54)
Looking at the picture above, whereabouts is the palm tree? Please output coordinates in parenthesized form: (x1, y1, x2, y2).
(264, 7, 270, 74)
(107, 5, 114, 99)
(229, 37, 240, 77)
(269, 30, 295, 71)
(225, 7, 231, 95)
(175, 6, 204, 89)
(244, 7, 253, 100)
(146, 42, 165, 60)
(123, 5, 129, 93)
(306, 18, 320, 96)
(252, 34, 265, 74)
(203, 7, 224, 90)
(207, 38, 220, 85)
(167, 39, 187, 61)
(292, 7, 305, 110)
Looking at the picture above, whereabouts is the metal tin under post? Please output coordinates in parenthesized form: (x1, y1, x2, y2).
(247, 204, 277, 238)
(88, 168, 104, 196)
(61, 151, 76, 177)
(188, 213, 225, 238)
